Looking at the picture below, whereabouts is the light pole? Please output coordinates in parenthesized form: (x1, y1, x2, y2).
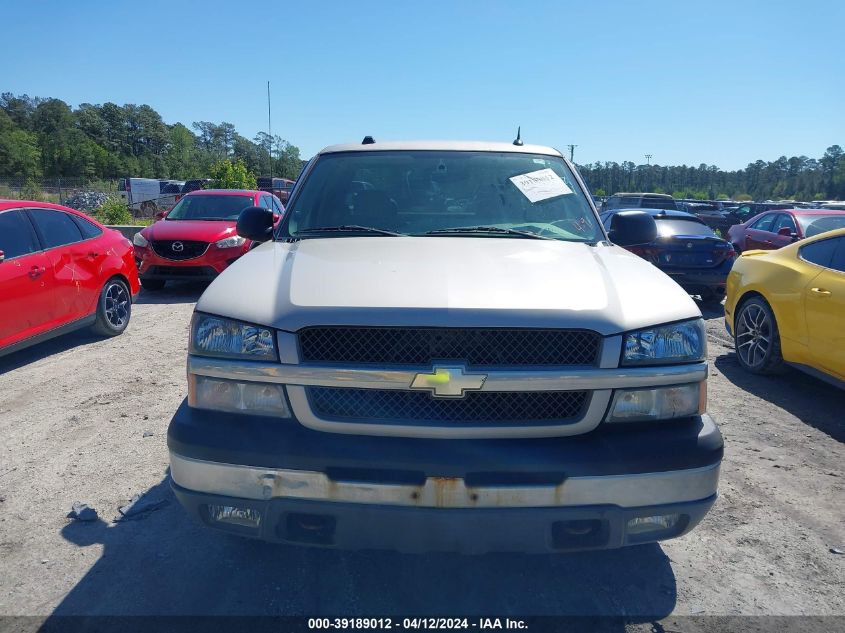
(267, 81, 273, 178)
(645, 154, 652, 166)
(566, 144, 578, 162)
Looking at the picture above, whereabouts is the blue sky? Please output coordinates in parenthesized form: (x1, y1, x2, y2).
(2, 0, 843, 169)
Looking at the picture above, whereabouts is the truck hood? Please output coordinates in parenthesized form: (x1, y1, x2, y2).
(143, 219, 238, 242)
(196, 237, 701, 336)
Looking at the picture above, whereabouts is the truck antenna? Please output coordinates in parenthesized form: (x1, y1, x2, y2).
(513, 126, 523, 146)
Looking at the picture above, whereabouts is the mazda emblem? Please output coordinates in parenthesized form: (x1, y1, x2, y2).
(172, 241, 184, 252)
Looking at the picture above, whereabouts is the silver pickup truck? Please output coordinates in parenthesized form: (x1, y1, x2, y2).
(167, 140, 722, 553)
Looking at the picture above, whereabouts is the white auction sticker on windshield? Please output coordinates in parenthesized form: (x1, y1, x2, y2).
(509, 168, 573, 203)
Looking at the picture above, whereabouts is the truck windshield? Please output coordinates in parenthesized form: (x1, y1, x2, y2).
(280, 151, 603, 242)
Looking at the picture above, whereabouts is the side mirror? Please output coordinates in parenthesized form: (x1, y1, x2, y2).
(0, 250, 4, 263)
(237, 206, 274, 242)
(777, 227, 798, 240)
(155, 210, 168, 220)
(608, 210, 658, 246)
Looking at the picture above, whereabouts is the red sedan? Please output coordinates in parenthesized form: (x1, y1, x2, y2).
(0, 201, 140, 357)
(727, 208, 845, 253)
(132, 189, 283, 290)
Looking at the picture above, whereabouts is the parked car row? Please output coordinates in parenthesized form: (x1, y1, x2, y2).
(0, 189, 284, 356)
(727, 209, 845, 253)
(600, 208, 735, 303)
(118, 174, 294, 217)
(597, 192, 845, 307)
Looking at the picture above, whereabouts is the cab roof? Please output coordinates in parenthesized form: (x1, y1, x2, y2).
(317, 140, 564, 157)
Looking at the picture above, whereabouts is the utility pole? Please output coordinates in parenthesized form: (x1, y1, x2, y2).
(645, 154, 652, 166)
(267, 81, 273, 178)
(566, 144, 578, 162)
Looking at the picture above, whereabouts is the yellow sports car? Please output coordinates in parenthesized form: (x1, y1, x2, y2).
(725, 227, 845, 387)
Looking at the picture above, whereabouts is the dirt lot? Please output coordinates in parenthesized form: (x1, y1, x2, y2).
(0, 284, 843, 623)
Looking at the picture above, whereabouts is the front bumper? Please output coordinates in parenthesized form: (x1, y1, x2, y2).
(134, 245, 245, 281)
(168, 403, 722, 552)
(172, 483, 716, 553)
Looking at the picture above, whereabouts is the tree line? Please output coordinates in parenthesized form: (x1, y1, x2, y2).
(0, 93, 304, 182)
(578, 147, 845, 201)
(1, 92, 842, 201)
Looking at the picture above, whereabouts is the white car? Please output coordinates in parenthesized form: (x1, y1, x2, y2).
(167, 139, 723, 552)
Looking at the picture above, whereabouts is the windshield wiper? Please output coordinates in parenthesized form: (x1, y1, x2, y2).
(419, 226, 553, 240)
(296, 225, 401, 236)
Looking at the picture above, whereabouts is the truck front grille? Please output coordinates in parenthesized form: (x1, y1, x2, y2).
(298, 327, 600, 367)
(307, 388, 589, 426)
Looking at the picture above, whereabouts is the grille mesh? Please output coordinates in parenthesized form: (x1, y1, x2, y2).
(299, 327, 600, 367)
(308, 388, 589, 425)
(151, 240, 209, 260)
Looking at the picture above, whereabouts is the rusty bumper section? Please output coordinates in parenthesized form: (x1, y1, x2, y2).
(169, 452, 720, 509)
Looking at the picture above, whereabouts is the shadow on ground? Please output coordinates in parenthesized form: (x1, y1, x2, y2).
(0, 330, 102, 374)
(714, 352, 845, 442)
(48, 473, 677, 620)
(0, 283, 204, 374)
(134, 282, 208, 305)
(697, 300, 725, 321)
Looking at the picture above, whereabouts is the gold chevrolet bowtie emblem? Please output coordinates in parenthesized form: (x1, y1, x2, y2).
(410, 365, 487, 398)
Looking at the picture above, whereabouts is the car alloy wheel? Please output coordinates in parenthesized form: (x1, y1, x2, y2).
(104, 282, 130, 328)
(735, 301, 775, 370)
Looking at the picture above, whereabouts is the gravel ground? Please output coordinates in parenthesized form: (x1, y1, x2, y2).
(0, 285, 843, 623)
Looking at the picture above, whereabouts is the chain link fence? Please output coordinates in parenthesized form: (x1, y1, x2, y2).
(0, 177, 175, 221)
(0, 177, 119, 204)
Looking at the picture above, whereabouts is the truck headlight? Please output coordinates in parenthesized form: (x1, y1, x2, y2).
(606, 382, 705, 423)
(190, 313, 276, 360)
(215, 236, 247, 249)
(189, 375, 291, 418)
(133, 232, 149, 247)
(622, 319, 706, 366)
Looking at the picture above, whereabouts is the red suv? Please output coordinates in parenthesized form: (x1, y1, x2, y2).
(0, 201, 140, 357)
(132, 190, 283, 290)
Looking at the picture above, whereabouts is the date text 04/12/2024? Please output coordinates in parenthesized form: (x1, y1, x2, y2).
(307, 618, 528, 630)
